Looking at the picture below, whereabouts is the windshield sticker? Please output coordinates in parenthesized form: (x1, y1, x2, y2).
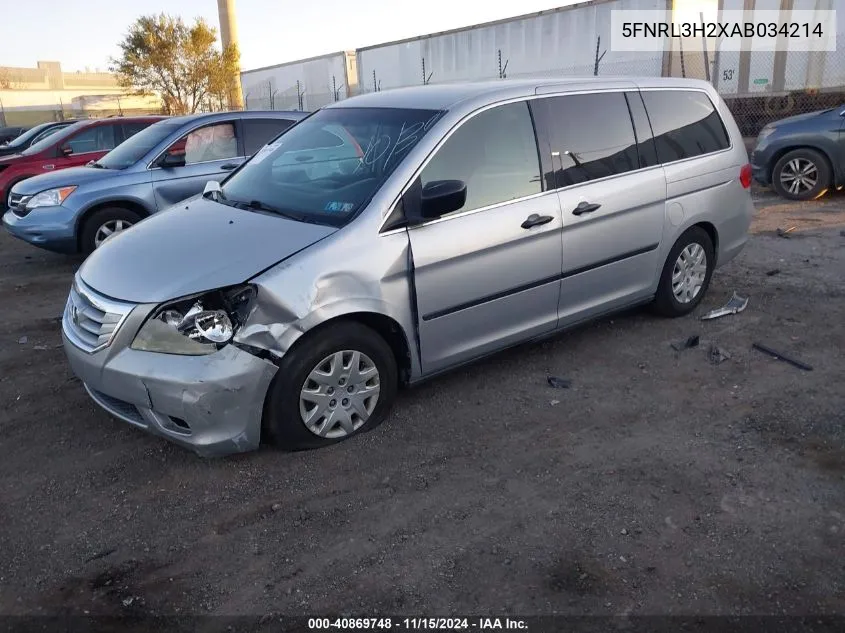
(250, 140, 284, 165)
(325, 201, 355, 213)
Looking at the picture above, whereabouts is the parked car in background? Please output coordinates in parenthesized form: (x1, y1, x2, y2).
(751, 104, 845, 200)
(3, 110, 305, 254)
(0, 120, 81, 157)
(0, 116, 165, 214)
(59, 77, 752, 456)
(0, 126, 28, 144)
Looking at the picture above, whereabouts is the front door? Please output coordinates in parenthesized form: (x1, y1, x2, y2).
(151, 119, 245, 209)
(407, 101, 563, 375)
(532, 91, 667, 326)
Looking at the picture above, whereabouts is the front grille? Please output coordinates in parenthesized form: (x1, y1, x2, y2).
(62, 278, 135, 353)
(8, 192, 31, 217)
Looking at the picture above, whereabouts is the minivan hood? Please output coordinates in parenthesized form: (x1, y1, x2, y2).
(79, 197, 337, 303)
(12, 166, 122, 194)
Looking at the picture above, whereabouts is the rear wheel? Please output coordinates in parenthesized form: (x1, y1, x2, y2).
(652, 226, 715, 318)
(772, 148, 830, 200)
(80, 207, 141, 254)
(263, 322, 398, 450)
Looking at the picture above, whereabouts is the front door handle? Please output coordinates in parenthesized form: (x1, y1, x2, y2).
(521, 213, 554, 229)
(220, 163, 239, 171)
(572, 201, 601, 216)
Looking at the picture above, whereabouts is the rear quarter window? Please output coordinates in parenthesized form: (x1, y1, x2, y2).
(243, 118, 296, 155)
(641, 90, 730, 163)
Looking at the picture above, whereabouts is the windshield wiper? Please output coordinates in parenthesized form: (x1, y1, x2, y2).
(234, 199, 309, 222)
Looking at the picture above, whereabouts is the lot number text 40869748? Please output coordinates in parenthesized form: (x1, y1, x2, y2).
(307, 618, 529, 630)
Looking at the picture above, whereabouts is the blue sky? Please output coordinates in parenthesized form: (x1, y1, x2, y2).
(3, 0, 580, 72)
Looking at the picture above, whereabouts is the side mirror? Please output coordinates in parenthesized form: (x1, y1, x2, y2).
(159, 151, 186, 168)
(60, 145, 73, 156)
(420, 179, 467, 219)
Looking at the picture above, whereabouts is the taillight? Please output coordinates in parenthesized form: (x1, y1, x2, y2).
(740, 163, 752, 189)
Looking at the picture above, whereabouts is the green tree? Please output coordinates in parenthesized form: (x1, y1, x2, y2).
(110, 14, 239, 115)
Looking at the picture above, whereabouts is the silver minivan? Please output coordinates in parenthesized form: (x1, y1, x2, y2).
(61, 77, 754, 456)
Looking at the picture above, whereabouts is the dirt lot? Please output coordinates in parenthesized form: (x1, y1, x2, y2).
(1, 187, 844, 619)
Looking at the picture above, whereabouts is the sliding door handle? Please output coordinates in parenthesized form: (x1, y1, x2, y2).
(572, 201, 601, 216)
(521, 214, 554, 229)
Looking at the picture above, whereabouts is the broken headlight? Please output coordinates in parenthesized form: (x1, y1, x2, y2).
(131, 284, 256, 355)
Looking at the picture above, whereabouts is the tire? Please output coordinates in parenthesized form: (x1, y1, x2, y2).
(79, 207, 142, 254)
(652, 226, 715, 318)
(771, 148, 831, 201)
(263, 321, 398, 451)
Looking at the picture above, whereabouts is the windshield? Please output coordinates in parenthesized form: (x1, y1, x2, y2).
(221, 107, 444, 226)
(96, 121, 182, 169)
(22, 121, 86, 156)
(4, 122, 62, 149)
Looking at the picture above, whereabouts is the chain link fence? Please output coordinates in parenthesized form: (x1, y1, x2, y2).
(243, 79, 349, 113)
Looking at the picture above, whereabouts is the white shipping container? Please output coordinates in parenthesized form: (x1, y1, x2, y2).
(356, 0, 670, 92)
(714, 0, 844, 96)
(240, 51, 358, 111)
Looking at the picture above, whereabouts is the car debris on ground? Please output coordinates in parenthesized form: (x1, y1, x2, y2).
(701, 292, 749, 320)
(547, 376, 572, 389)
(709, 345, 731, 364)
(777, 227, 797, 238)
(671, 335, 700, 351)
(752, 342, 814, 371)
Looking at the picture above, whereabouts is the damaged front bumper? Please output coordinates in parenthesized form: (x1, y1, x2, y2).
(62, 299, 278, 457)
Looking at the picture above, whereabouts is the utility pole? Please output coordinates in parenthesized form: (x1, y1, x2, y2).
(217, 0, 244, 109)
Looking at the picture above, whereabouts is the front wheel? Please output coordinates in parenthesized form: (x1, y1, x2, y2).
(80, 207, 142, 254)
(263, 322, 398, 450)
(652, 226, 715, 318)
(771, 148, 831, 201)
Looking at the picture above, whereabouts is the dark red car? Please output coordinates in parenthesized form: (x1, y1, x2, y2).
(0, 116, 167, 208)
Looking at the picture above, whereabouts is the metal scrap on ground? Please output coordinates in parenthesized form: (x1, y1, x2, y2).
(709, 345, 731, 364)
(752, 342, 814, 371)
(547, 376, 572, 389)
(671, 335, 700, 351)
(701, 292, 749, 320)
(776, 227, 797, 238)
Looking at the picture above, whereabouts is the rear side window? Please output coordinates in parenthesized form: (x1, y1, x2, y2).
(243, 118, 295, 155)
(640, 90, 730, 163)
(122, 121, 152, 141)
(540, 93, 639, 188)
(420, 101, 541, 215)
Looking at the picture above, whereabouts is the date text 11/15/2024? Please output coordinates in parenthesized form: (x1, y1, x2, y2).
(308, 618, 528, 630)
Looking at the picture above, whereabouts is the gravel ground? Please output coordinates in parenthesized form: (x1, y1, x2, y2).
(0, 187, 844, 618)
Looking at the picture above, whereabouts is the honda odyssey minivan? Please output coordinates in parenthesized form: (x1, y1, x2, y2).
(61, 77, 753, 457)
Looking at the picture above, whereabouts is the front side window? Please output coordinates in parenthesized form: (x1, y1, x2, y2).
(97, 121, 183, 169)
(641, 90, 730, 163)
(221, 107, 443, 226)
(183, 122, 239, 164)
(65, 124, 117, 154)
(29, 126, 66, 146)
(420, 102, 541, 215)
(541, 92, 639, 188)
